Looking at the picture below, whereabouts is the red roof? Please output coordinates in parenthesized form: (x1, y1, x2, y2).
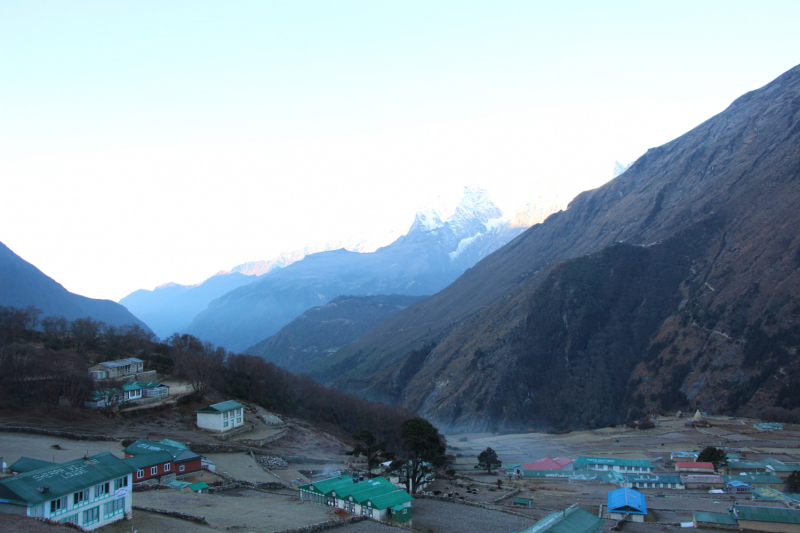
(677, 461, 714, 469)
(521, 457, 574, 471)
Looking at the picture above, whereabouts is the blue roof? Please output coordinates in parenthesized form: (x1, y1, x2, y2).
(607, 488, 647, 515)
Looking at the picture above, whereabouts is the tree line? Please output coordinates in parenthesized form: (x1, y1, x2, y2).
(0, 306, 418, 450)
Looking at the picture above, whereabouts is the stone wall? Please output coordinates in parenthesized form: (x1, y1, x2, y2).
(0, 427, 118, 441)
(133, 506, 209, 524)
(270, 515, 369, 533)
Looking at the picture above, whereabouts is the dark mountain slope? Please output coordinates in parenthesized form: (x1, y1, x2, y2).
(0, 242, 152, 330)
(319, 64, 800, 429)
(246, 294, 426, 373)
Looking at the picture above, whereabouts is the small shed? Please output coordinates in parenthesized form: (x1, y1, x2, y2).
(195, 400, 245, 432)
(606, 488, 647, 522)
(513, 497, 533, 508)
(389, 504, 412, 524)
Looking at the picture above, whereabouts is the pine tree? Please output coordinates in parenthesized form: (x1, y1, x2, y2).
(476, 447, 502, 474)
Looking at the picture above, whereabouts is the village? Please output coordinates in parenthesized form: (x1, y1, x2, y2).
(2, 357, 800, 533)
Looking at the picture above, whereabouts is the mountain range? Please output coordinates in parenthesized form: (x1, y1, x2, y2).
(309, 63, 800, 431)
(183, 187, 556, 352)
(0, 242, 151, 330)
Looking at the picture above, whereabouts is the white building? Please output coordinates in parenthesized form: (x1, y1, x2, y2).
(0, 452, 135, 530)
(195, 400, 245, 432)
(88, 357, 144, 379)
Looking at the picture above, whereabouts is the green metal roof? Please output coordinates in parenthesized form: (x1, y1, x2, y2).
(8, 458, 57, 473)
(123, 450, 175, 470)
(694, 512, 738, 525)
(367, 489, 413, 510)
(0, 452, 135, 506)
(390, 504, 411, 511)
(122, 381, 167, 391)
(159, 438, 188, 450)
(733, 505, 800, 524)
(122, 438, 200, 463)
(195, 400, 244, 413)
(303, 475, 352, 495)
(336, 477, 395, 500)
(523, 507, 605, 533)
(166, 480, 191, 490)
(625, 474, 682, 484)
(189, 482, 209, 491)
(728, 461, 766, 470)
(575, 456, 652, 467)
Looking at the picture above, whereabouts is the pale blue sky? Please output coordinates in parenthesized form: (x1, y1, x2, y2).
(2, 1, 799, 300)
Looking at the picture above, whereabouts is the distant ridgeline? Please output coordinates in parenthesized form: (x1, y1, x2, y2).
(314, 63, 800, 431)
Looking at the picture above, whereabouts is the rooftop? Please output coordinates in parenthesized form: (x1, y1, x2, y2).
(122, 438, 200, 462)
(576, 456, 652, 468)
(367, 489, 413, 509)
(607, 487, 647, 515)
(195, 400, 245, 413)
(123, 450, 175, 470)
(8, 458, 57, 474)
(677, 461, 714, 469)
(523, 507, 605, 533)
(521, 457, 573, 471)
(733, 505, 800, 524)
(694, 511, 738, 526)
(98, 357, 143, 369)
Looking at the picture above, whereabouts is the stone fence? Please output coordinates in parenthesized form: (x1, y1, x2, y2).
(133, 506, 209, 524)
(240, 428, 288, 447)
(412, 494, 535, 519)
(0, 426, 118, 441)
(270, 515, 368, 533)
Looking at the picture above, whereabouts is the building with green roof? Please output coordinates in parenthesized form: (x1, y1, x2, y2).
(122, 439, 202, 482)
(0, 452, 134, 530)
(195, 400, 245, 432)
(732, 504, 800, 532)
(693, 511, 738, 529)
(721, 473, 783, 488)
(299, 475, 413, 524)
(522, 506, 605, 533)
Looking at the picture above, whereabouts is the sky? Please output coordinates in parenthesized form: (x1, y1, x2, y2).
(1, 1, 799, 301)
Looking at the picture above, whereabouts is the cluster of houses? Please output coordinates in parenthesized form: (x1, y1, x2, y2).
(85, 357, 171, 410)
(500, 451, 800, 533)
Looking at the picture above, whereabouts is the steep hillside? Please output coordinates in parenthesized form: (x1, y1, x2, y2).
(120, 272, 255, 340)
(0, 242, 152, 330)
(184, 188, 547, 352)
(246, 294, 426, 372)
(320, 64, 800, 430)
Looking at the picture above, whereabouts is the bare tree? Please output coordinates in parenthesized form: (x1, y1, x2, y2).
(170, 334, 225, 400)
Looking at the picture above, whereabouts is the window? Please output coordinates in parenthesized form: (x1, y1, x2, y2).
(151, 466, 158, 475)
(103, 497, 125, 518)
(344, 501, 355, 512)
(83, 506, 99, 526)
(179, 465, 185, 472)
(164, 463, 171, 472)
(114, 476, 128, 490)
(223, 420, 229, 428)
(136, 470, 144, 479)
(73, 489, 89, 507)
(60, 514, 79, 524)
(50, 496, 68, 516)
(94, 482, 110, 499)
(362, 505, 372, 516)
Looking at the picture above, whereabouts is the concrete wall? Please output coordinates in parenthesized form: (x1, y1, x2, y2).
(197, 412, 222, 432)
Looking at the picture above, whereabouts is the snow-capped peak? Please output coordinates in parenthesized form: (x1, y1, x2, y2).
(613, 161, 631, 178)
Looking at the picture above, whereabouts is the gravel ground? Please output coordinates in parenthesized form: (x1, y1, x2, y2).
(134, 488, 335, 532)
(0, 432, 124, 465)
(411, 498, 537, 533)
(203, 452, 285, 483)
(333, 520, 406, 533)
(101, 510, 217, 533)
